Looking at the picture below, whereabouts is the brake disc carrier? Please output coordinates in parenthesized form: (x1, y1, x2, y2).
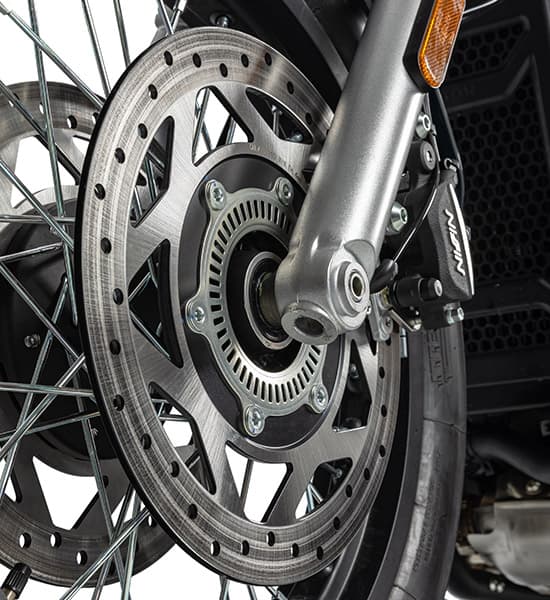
(0, 82, 170, 586)
(78, 28, 400, 585)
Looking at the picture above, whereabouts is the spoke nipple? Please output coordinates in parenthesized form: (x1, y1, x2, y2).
(24, 334, 41, 349)
(525, 479, 542, 496)
(205, 180, 226, 211)
(244, 405, 265, 437)
(309, 384, 328, 413)
(275, 177, 294, 206)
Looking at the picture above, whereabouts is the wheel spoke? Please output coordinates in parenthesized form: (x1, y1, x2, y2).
(0, 354, 87, 462)
(0, 2, 102, 108)
(60, 508, 149, 600)
(0, 242, 62, 264)
(0, 80, 81, 180)
(121, 494, 141, 600)
(0, 410, 100, 443)
(113, 0, 131, 66)
(81, 0, 111, 96)
(0, 158, 74, 248)
(0, 279, 67, 503)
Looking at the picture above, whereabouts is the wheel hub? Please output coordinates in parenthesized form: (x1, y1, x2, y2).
(186, 179, 328, 430)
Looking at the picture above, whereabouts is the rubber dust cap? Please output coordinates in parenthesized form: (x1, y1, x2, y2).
(2, 563, 32, 598)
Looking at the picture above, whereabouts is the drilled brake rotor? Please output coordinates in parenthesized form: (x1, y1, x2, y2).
(78, 28, 400, 585)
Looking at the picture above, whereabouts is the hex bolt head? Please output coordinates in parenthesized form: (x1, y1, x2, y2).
(310, 384, 329, 413)
(416, 112, 432, 139)
(526, 479, 542, 496)
(24, 334, 41, 349)
(446, 306, 465, 326)
(275, 177, 294, 206)
(387, 202, 409, 235)
(205, 180, 226, 211)
(244, 405, 265, 437)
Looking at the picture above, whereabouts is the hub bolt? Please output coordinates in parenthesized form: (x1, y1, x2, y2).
(275, 177, 294, 206)
(205, 180, 226, 211)
(187, 304, 206, 328)
(310, 384, 329, 413)
(24, 334, 41, 349)
(446, 306, 465, 325)
(387, 202, 409, 235)
(244, 405, 265, 437)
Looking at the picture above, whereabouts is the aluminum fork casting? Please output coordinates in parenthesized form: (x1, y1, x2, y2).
(275, 0, 427, 344)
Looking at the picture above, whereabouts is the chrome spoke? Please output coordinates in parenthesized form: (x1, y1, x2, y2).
(0, 354, 87, 462)
(0, 279, 67, 502)
(156, 0, 174, 35)
(0, 79, 81, 180)
(91, 486, 136, 600)
(0, 242, 62, 263)
(0, 410, 100, 443)
(0, 2, 102, 108)
(0, 158, 74, 247)
(60, 508, 149, 600)
(81, 0, 111, 96)
(121, 495, 141, 600)
(29, 0, 79, 324)
(113, 0, 131, 66)
(0, 262, 79, 359)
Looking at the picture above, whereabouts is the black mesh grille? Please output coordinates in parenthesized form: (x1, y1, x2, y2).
(450, 74, 550, 285)
(448, 20, 526, 81)
(464, 310, 550, 355)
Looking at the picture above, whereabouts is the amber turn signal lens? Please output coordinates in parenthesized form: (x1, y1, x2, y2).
(418, 0, 465, 88)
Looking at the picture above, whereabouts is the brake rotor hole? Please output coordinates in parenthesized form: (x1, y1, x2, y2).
(164, 51, 173, 66)
(66, 115, 77, 129)
(187, 504, 198, 519)
(220, 63, 228, 78)
(76, 551, 88, 566)
(193, 53, 202, 68)
(291, 543, 300, 557)
(18, 533, 31, 549)
(316, 546, 324, 560)
(50, 532, 62, 548)
(210, 541, 221, 556)
(113, 395, 125, 411)
(170, 461, 180, 477)
(148, 84, 158, 100)
(266, 531, 276, 546)
(241, 540, 250, 555)
(141, 433, 152, 450)
(241, 54, 249, 68)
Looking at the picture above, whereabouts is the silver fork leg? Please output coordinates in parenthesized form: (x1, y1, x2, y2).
(275, 0, 426, 344)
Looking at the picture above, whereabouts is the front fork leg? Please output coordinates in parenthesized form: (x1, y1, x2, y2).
(275, 0, 463, 344)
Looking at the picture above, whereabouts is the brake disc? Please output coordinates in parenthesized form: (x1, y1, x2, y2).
(78, 28, 400, 585)
(0, 81, 171, 586)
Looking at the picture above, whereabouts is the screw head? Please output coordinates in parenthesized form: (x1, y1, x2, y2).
(187, 304, 206, 329)
(526, 479, 542, 496)
(205, 180, 226, 210)
(310, 384, 329, 413)
(275, 177, 294, 206)
(24, 334, 41, 349)
(244, 405, 265, 437)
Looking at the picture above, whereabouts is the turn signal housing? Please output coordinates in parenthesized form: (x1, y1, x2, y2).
(418, 0, 465, 88)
